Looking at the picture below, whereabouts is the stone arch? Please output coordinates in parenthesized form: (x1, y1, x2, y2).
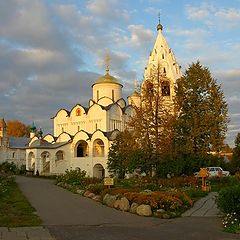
(93, 139, 105, 157)
(93, 164, 105, 178)
(55, 150, 64, 161)
(75, 140, 89, 157)
(41, 151, 50, 174)
(28, 152, 35, 170)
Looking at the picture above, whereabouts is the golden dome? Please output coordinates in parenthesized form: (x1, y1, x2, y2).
(93, 70, 122, 87)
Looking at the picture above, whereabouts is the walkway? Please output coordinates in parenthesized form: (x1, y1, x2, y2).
(0, 176, 238, 240)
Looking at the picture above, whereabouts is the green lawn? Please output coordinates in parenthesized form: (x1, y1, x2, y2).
(0, 176, 42, 227)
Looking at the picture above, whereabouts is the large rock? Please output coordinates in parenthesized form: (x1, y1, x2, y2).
(92, 195, 101, 202)
(113, 197, 130, 211)
(136, 204, 152, 217)
(76, 189, 85, 195)
(119, 197, 130, 211)
(130, 202, 139, 214)
(103, 194, 117, 207)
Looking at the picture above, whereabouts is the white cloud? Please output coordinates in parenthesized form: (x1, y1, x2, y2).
(86, 0, 130, 21)
(185, 4, 210, 21)
(185, 3, 240, 29)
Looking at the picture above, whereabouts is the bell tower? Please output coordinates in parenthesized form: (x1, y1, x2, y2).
(0, 118, 8, 147)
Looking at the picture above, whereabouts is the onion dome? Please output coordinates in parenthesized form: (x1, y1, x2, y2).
(30, 122, 37, 133)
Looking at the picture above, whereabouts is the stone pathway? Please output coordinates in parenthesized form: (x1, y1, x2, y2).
(0, 177, 236, 240)
(182, 192, 222, 217)
(0, 226, 55, 240)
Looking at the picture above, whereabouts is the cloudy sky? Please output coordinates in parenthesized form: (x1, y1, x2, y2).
(0, 0, 239, 146)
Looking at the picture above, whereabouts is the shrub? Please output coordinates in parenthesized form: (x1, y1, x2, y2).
(87, 183, 105, 195)
(0, 162, 18, 174)
(217, 184, 240, 217)
(222, 212, 240, 233)
(123, 190, 193, 211)
(56, 169, 86, 187)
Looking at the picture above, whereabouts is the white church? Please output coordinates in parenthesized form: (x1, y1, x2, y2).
(26, 21, 181, 178)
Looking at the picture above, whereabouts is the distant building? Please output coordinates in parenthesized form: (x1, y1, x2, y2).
(0, 118, 29, 166)
(25, 21, 181, 177)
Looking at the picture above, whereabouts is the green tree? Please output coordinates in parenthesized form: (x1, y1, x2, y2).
(231, 133, 240, 173)
(107, 130, 137, 179)
(174, 61, 229, 155)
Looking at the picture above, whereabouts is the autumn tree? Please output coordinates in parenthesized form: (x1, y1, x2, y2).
(174, 61, 229, 155)
(127, 65, 177, 176)
(7, 120, 30, 137)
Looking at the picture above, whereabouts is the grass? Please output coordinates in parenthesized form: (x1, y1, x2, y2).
(0, 176, 42, 227)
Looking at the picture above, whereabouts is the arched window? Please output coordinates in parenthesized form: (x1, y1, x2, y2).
(76, 108, 81, 116)
(76, 140, 88, 157)
(93, 139, 105, 157)
(55, 150, 64, 161)
(162, 81, 170, 96)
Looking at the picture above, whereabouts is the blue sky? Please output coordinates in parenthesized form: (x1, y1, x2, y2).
(0, 0, 239, 146)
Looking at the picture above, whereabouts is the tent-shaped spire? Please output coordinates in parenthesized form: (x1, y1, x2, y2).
(144, 18, 182, 84)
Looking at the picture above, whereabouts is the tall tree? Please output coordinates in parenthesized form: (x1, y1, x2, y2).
(174, 61, 229, 155)
(7, 120, 30, 137)
(128, 65, 177, 175)
(231, 132, 240, 172)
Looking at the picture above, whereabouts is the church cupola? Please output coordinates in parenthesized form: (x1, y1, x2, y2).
(30, 121, 37, 138)
(92, 66, 123, 106)
(127, 80, 140, 107)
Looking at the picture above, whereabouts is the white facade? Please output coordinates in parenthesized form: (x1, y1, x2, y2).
(26, 22, 181, 177)
(26, 69, 133, 177)
(0, 118, 28, 167)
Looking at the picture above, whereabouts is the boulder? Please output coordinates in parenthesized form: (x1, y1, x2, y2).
(113, 199, 121, 209)
(92, 195, 101, 202)
(76, 189, 85, 195)
(87, 193, 95, 198)
(136, 204, 152, 217)
(130, 202, 138, 214)
(119, 197, 130, 211)
(103, 194, 117, 207)
(84, 190, 92, 197)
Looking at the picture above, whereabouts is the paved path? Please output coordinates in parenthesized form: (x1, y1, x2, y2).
(1, 176, 238, 240)
(182, 192, 221, 217)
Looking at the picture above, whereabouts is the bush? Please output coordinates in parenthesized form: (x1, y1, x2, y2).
(217, 184, 240, 217)
(56, 169, 86, 187)
(86, 183, 104, 195)
(0, 162, 18, 174)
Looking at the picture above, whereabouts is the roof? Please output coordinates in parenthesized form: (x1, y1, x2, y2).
(9, 137, 29, 149)
(28, 139, 70, 149)
(92, 71, 122, 87)
(129, 90, 140, 97)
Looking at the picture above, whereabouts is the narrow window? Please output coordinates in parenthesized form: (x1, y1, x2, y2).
(78, 126, 80, 131)
(112, 90, 114, 101)
(162, 53, 164, 59)
(97, 90, 99, 101)
(163, 67, 166, 74)
(162, 81, 170, 96)
(96, 123, 98, 130)
(12, 152, 15, 158)
(62, 127, 64, 132)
